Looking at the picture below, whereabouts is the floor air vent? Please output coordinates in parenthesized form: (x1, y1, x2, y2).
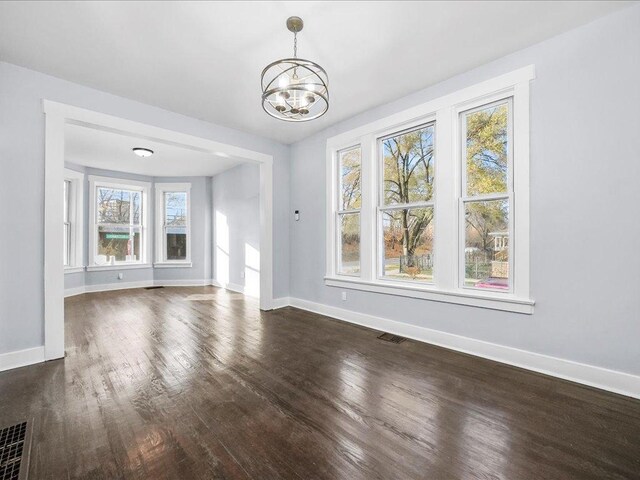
(144, 286, 165, 290)
(0, 421, 30, 480)
(377, 332, 407, 344)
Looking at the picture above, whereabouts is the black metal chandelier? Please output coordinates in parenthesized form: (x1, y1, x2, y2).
(261, 16, 329, 122)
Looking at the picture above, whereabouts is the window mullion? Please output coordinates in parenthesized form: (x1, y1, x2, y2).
(360, 134, 375, 282)
(462, 192, 510, 203)
(434, 106, 456, 291)
(379, 201, 434, 213)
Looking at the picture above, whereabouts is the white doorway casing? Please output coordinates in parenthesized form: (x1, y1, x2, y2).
(43, 100, 274, 361)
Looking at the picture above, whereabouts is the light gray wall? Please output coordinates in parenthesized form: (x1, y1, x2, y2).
(212, 163, 260, 292)
(289, 5, 640, 375)
(0, 62, 289, 355)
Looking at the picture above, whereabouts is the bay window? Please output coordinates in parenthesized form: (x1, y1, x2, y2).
(326, 66, 534, 313)
(155, 183, 191, 266)
(88, 176, 150, 269)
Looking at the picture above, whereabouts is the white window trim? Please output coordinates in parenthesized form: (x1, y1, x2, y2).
(154, 182, 192, 267)
(64, 168, 85, 273)
(87, 175, 151, 271)
(325, 65, 535, 314)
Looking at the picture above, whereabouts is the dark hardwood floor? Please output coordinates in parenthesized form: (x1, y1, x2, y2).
(1, 286, 639, 479)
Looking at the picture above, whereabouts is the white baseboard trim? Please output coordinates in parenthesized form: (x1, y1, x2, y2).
(271, 297, 291, 309)
(84, 280, 154, 294)
(64, 286, 87, 298)
(65, 279, 260, 298)
(210, 279, 262, 299)
(226, 282, 246, 295)
(154, 279, 210, 287)
(288, 297, 640, 400)
(65, 279, 212, 297)
(0, 346, 45, 372)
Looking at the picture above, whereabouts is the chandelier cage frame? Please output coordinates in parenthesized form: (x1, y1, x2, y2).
(260, 16, 329, 122)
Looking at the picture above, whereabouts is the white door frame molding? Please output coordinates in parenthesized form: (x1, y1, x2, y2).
(43, 100, 274, 361)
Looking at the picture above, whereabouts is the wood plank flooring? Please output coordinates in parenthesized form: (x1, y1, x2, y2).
(1, 286, 639, 479)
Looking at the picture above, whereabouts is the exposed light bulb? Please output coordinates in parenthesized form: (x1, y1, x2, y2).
(278, 75, 289, 89)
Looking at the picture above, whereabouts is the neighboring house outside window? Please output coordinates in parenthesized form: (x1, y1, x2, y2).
(87, 176, 150, 270)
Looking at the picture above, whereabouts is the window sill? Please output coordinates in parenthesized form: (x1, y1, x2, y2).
(87, 263, 152, 272)
(324, 276, 534, 314)
(64, 266, 85, 274)
(153, 262, 192, 269)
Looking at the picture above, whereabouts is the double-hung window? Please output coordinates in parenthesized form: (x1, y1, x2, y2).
(88, 176, 150, 269)
(64, 169, 84, 272)
(379, 123, 435, 283)
(326, 66, 534, 313)
(460, 99, 512, 291)
(155, 183, 191, 267)
(337, 147, 361, 275)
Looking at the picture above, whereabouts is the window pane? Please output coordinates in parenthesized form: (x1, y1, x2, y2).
(382, 207, 434, 282)
(97, 225, 140, 262)
(165, 192, 187, 226)
(464, 199, 509, 290)
(339, 213, 360, 275)
(166, 226, 187, 260)
(64, 223, 70, 267)
(339, 147, 361, 210)
(64, 180, 70, 266)
(97, 188, 133, 224)
(383, 124, 435, 205)
(464, 102, 509, 196)
(63, 180, 70, 223)
(132, 191, 141, 225)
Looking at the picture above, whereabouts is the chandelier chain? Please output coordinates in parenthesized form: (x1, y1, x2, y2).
(293, 30, 298, 58)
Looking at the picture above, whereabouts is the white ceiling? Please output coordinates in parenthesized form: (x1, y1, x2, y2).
(65, 123, 243, 177)
(0, 1, 632, 144)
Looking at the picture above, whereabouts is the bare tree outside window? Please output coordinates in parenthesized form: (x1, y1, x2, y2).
(164, 191, 187, 260)
(338, 147, 361, 275)
(96, 187, 142, 262)
(381, 123, 435, 282)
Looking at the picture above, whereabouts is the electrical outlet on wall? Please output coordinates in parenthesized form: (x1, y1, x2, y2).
(341, 291, 347, 301)
(118, 273, 124, 280)
(240, 271, 245, 279)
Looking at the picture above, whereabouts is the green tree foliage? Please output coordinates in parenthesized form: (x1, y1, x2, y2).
(465, 104, 508, 196)
(465, 104, 509, 256)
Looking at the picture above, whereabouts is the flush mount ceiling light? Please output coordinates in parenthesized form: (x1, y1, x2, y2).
(132, 147, 154, 157)
(261, 16, 329, 122)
